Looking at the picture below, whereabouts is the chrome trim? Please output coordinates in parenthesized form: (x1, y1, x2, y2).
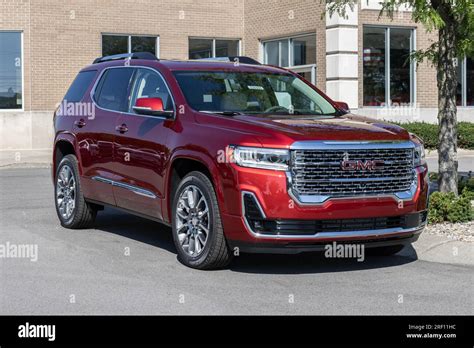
(132, 106, 152, 112)
(287, 140, 418, 206)
(305, 176, 414, 183)
(241, 191, 266, 219)
(286, 170, 419, 205)
(241, 192, 425, 240)
(92, 176, 157, 199)
(290, 140, 416, 150)
(89, 65, 176, 120)
(273, 225, 425, 240)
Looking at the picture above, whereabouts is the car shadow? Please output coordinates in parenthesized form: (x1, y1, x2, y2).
(229, 245, 418, 275)
(93, 207, 419, 274)
(93, 207, 177, 254)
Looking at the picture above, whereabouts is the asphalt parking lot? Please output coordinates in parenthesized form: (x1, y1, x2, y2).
(0, 167, 472, 315)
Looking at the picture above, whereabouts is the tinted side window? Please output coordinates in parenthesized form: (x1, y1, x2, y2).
(64, 70, 97, 102)
(95, 68, 135, 112)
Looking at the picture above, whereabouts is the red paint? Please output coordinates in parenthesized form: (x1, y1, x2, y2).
(135, 97, 164, 111)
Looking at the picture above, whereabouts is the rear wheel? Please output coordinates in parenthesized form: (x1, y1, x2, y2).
(367, 244, 405, 256)
(172, 171, 232, 270)
(54, 154, 97, 229)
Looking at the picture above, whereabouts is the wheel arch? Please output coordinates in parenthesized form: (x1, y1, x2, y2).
(164, 152, 225, 224)
(53, 134, 79, 179)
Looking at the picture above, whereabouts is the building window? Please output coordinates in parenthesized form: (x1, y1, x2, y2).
(0, 31, 22, 110)
(457, 56, 474, 106)
(102, 35, 158, 57)
(262, 34, 317, 84)
(188, 38, 240, 59)
(363, 26, 415, 106)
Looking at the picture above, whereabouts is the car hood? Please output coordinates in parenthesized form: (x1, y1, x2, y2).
(231, 113, 411, 144)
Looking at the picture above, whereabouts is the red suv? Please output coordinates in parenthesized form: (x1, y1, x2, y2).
(53, 52, 429, 269)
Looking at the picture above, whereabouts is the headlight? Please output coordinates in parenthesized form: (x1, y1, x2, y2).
(410, 133, 426, 167)
(414, 144, 425, 166)
(230, 146, 290, 171)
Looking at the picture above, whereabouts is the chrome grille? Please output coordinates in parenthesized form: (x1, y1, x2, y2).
(291, 147, 415, 196)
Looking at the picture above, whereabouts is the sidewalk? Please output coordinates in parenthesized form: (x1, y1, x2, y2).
(408, 231, 474, 266)
(0, 149, 52, 168)
(425, 149, 474, 173)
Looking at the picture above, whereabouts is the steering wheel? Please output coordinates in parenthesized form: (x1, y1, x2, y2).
(263, 105, 291, 113)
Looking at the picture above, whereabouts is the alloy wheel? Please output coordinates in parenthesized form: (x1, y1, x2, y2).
(56, 164, 76, 220)
(175, 185, 210, 256)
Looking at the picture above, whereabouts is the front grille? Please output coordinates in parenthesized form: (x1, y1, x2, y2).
(291, 147, 414, 197)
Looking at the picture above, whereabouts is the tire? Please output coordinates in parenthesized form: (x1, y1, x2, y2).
(367, 244, 405, 256)
(172, 171, 232, 270)
(54, 154, 97, 229)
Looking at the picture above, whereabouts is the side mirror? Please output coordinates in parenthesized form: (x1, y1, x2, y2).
(334, 101, 350, 112)
(133, 97, 174, 118)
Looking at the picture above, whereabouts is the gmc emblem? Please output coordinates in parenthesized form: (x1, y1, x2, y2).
(341, 160, 384, 171)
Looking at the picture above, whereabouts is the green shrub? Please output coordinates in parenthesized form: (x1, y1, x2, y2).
(458, 176, 474, 193)
(428, 173, 474, 193)
(394, 122, 474, 150)
(396, 122, 438, 149)
(447, 194, 473, 223)
(428, 172, 439, 182)
(458, 122, 474, 149)
(461, 186, 474, 201)
(428, 192, 456, 224)
(428, 189, 474, 224)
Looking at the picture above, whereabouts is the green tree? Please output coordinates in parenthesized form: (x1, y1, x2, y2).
(326, 0, 474, 195)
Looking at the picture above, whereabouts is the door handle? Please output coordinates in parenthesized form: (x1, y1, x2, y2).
(115, 124, 129, 133)
(74, 119, 86, 128)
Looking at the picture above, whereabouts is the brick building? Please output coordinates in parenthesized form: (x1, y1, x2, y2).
(0, 0, 472, 151)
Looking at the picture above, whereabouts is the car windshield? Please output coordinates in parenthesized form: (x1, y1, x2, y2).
(173, 71, 337, 116)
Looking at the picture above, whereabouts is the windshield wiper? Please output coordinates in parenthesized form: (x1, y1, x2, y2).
(200, 110, 243, 116)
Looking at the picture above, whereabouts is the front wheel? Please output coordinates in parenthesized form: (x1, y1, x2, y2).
(54, 154, 97, 229)
(172, 171, 232, 270)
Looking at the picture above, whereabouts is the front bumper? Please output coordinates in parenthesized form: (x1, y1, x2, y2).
(229, 230, 423, 254)
(220, 162, 429, 253)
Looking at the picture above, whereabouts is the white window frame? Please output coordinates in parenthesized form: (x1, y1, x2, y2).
(188, 37, 242, 58)
(0, 30, 24, 112)
(101, 34, 160, 58)
(458, 56, 473, 107)
(363, 25, 416, 107)
(261, 33, 317, 84)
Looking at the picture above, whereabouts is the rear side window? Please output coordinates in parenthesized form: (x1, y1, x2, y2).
(64, 70, 97, 102)
(94, 68, 135, 112)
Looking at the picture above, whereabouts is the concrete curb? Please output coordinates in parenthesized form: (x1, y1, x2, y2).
(408, 233, 474, 266)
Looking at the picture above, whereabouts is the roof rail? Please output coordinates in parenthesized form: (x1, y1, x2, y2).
(93, 52, 158, 64)
(197, 56, 261, 65)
